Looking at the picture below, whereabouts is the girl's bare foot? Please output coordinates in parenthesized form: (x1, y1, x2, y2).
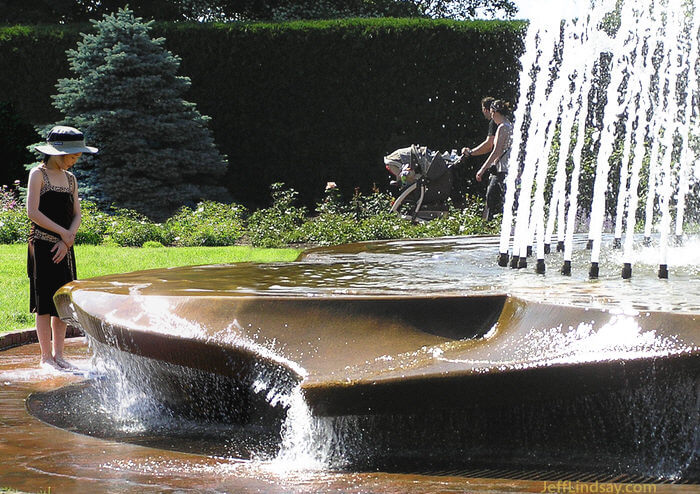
(40, 358, 63, 371)
(54, 356, 77, 370)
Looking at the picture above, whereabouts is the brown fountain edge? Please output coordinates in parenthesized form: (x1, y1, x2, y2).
(52, 280, 700, 417)
(0, 325, 83, 352)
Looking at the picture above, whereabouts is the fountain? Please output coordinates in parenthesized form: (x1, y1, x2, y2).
(36, 234, 698, 485)
(13, 0, 700, 490)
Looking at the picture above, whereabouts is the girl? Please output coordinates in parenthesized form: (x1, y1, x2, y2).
(27, 126, 97, 370)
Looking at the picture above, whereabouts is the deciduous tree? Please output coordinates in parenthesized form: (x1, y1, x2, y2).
(0, 0, 517, 23)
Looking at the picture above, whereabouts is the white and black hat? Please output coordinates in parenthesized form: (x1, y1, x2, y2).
(34, 126, 98, 155)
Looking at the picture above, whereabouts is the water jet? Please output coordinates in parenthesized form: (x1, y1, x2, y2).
(535, 258, 546, 274)
(622, 262, 633, 279)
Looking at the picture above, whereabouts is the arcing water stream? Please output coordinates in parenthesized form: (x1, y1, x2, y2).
(500, 0, 700, 279)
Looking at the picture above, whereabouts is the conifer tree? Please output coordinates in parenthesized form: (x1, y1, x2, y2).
(40, 7, 230, 219)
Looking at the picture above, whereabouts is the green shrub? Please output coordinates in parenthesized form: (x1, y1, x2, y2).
(296, 213, 361, 245)
(0, 182, 499, 247)
(166, 201, 247, 246)
(103, 207, 172, 247)
(315, 182, 348, 216)
(76, 200, 109, 245)
(421, 197, 499, 236)
(0, 207, 29, 244)
(348, 187, 394, 220)
(247, 183, 307, 247)
(357, 211, 414, 240)
(0, 182, 28, 243)
(142, 240, 165, 248)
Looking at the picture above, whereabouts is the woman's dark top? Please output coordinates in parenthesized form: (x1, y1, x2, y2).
(27, 166, 77, 317)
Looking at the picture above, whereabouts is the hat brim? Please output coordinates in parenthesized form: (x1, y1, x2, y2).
(34, 144, 98, 155)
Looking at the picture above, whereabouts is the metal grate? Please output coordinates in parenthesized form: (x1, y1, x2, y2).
(411, 467, 695, 485)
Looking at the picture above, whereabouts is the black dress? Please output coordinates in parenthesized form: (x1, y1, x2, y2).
(27, 167, 77, 317)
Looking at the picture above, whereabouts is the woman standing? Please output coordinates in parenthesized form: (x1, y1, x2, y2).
(475, 99, 513, 221)
(27, 126, 97, 370)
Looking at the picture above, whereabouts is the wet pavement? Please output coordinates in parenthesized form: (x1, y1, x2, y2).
(1, 339, 697, 493)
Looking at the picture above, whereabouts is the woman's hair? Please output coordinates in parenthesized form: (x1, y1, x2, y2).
(490, 99, 513, 117)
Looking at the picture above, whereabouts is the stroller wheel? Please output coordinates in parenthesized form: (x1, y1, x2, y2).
(390, 182, 421, 216)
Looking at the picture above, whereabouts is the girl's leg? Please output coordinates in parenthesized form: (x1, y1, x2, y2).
(36, 314, 53, 362)
(51, 316, 73, 368)
(37, 314, 60, 369)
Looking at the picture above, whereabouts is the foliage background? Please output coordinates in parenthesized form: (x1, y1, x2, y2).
(36, 9, 231, 220)
(0, 19, 525, 210)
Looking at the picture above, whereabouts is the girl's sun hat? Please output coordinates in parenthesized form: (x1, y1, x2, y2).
(34, 126, 98, 155)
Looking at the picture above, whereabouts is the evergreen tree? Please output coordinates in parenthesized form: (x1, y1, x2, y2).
(39, 7, 230, 220)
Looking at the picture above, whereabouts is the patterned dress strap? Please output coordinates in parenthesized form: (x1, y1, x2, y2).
(39, 167, 51, 195)
(68, 172, 75, 194)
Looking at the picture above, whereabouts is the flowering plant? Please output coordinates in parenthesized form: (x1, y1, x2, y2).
(1, 181, 21, 211)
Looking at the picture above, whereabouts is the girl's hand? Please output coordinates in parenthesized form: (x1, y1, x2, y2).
(60, 229, 75, 248)
(476, 170, 484, 182)
(51, 241, 68, 263)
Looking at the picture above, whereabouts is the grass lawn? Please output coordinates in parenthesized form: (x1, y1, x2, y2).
(0, 244, 302, 334)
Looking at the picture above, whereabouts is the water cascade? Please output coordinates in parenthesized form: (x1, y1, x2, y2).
(500, 0, 700, 279)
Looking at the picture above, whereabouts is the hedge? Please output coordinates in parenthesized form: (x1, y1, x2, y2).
(0, 18, 525, 209)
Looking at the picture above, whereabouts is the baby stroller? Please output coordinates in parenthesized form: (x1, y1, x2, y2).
(384, 144, 461, 221)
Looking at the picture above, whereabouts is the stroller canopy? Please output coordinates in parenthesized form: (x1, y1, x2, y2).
(384, 144, 450, 182)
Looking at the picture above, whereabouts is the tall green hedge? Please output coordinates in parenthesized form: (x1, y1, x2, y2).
(0, 19, 525, 208)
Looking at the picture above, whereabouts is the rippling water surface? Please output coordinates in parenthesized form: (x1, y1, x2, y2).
(131, 234, 699, 314)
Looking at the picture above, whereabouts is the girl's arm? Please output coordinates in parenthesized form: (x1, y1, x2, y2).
(66, 173, 81, 245)
(26, 167, 74, 246)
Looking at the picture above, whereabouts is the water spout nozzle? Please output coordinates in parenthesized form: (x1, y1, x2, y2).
(526, 245, 533, 257)
(658, 264, 669, 279)
(613, 238, 621, 249)
(544, 243, 551, 255)
(517, 256, 528, 269)
(557, 241, 564, 252)
(622, 262, 632, 279)
(586, 239, 593, 250)
(510, 255, 520, 269)
(560, 260, 571, 276)
(535, 259, 546, 274)
(589, 262, 599, 279)
(498, 252, 509, 267)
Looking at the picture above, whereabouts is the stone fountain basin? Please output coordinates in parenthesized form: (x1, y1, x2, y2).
(54, 262, 699, 417)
